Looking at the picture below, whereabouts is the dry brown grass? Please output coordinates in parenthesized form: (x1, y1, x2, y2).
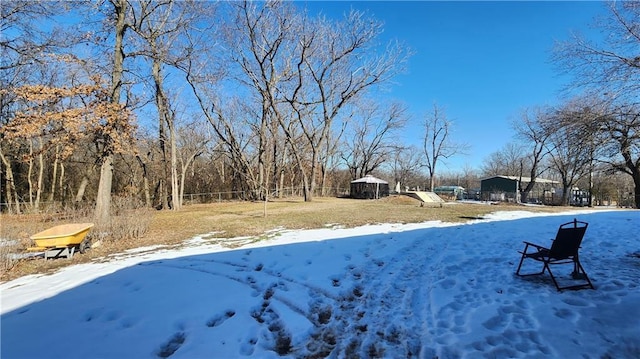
(1, 196, 589, 281)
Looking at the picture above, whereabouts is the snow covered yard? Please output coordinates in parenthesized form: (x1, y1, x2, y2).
(1, 210, 639, 358)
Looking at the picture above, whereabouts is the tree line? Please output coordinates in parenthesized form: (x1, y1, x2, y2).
(480, 2, 639, 207)
(1, 0, 411, 223)
(1, 1, 638, 230)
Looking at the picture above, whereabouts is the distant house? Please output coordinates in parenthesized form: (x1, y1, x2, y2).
(350, 175, 389, 199)
(480, 175, 559, 203)
(433, 186, 465, 201)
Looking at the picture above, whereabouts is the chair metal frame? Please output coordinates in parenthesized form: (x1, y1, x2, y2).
(516, 218, 594, 291)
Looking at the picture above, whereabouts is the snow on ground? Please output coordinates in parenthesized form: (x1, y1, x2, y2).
(1, 209, 639, 358)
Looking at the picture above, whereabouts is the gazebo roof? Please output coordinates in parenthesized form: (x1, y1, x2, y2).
(350, 175, 388, 184)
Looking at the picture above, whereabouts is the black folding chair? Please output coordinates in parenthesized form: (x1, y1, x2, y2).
(516, 218, 594, 291)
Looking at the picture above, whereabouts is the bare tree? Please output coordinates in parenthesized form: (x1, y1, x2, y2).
(228, 1, 297, 201)
(179, 1, 294, 201)
(280, 8, 410, 201)
(0, 0, 72, 213)
(181, 13, 264, 200)
(175, 119, 212, 209)
(458, 164, 480, 195)
(128, 0, 210, 210)
(0, 0, 65, 71)
(422, 104, 468, 191)
(184, 75, 262, 200)
(130, 0, 176, 210)
(389, 145, 423, 191)
(553, 1, 640, 101)
(93, 0, 129, 227)
(512, 107, 552, 203)
(543, 103, 594, 205)
(481, 142, 525, 178)
(599, 103, 640, 208)
(341, 101, 407, 180)
(552, 1, 640, 207)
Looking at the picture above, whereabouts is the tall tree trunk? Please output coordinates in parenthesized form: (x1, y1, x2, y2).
(632, 169, 640, 209)
(0, 145, 20, 214)
(179, 163, 187, 210)
(76, 177, 88, 203)
(257, 103, 268, 201)
(170, 119, 180, 210)
(429, 168, 436, 192)
(59, 162, 65, 202)
(561, 182, 571, 206)
(278, 152, 286, 198)
(95, 0, 127, 227)
(35, 138, 44, 211)
(136, 155, 152, 207)
(75, 165, 94, 204)
(306, 150, 319, 202)
(178, 152, 201, 210)
(320, 142, 329, 197)
(153, 58, 171, 210)
(95, 155, 114, 222)
(291, 149, 310, 201)
(272, 139, 279, 198)
(48, 145, 59, 203)
(27, 140, 34, 207)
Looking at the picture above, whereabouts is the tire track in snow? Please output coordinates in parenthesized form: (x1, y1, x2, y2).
(139, 261, 310, 320)
(142, 260, 320, 357)
(172, 256, 339, 300)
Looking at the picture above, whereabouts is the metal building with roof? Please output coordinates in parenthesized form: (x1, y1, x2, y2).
(433, 186, 466, 200)
(480, 175, 558, 203)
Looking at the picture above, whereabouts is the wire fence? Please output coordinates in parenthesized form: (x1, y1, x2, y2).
(0, 186, 351, 214)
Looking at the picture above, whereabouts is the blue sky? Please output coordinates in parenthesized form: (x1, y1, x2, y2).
(303, 1, 607, 173)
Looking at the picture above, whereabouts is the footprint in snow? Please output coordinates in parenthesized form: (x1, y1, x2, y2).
(156, 332, 186, 358)
(351, 270, 363, 280)
(173, 321, 186, 331)
(239, 337, 257, 356)
(119, 316, 138, 329)
(206, 310, 236, 328)
(553, 307, 578, 321)
(600, 279, 625, 292)
(84, 308, 104, 322)
(104, 310, 121, 322)
(275, 280, 289, 291)
(482, 313, 509, 332)
(346, 264, 356, 272)
(561, 297, 590, 307)
(483, 300, 536, 333)
(438, 278, 456, 290)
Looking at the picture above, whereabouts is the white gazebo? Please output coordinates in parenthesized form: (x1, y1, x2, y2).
(350, 175, 389, 199)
